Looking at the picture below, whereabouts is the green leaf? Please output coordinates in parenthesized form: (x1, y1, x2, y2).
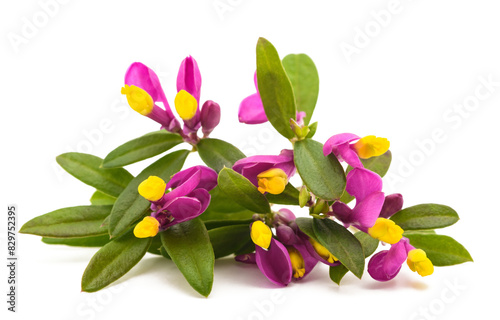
(42, 234, 110, 247)
(295, 217, 317, 240)
(294, 139, 346, 200)
(90, 190, 116, 206)
(197, 138, 246, 172)
(81, 230, 152, 292)
(148, 234, 164, 255)
(109, 150, 189, 238)
(161, 218, 214, 297)
(201, 187, 255, 222)
(208, 225, 251, 259)
(265, 183, 300, 205)
(355, 232, 379, 258)
(217, 168, 271, 214)
(56, 153, 133, 198)
(405, 234, 473, 266)
(329, 232, 379, 285)
(391, 204, 459, 230)
(305, 122, 318, 139)
(102, 131, 183, 168)
(204, 219, 253, 230)
(329, 265, 349, 285)
(313, 218, 365, 279)
(282, 53, 319, 125)
(256, 37, 297, 139)
(20, 205, 111, 238)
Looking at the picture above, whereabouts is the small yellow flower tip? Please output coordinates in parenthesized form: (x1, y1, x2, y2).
(121, 84, 154, 116)
(368, 218, 404, 244)
(309, 238, 338, 263)
(174, 90, 198, 120)
(287, 247, 306, 279)
(353, 135, 390, 159)
(257, 168, 288, 195)
(407, 249, 434, 277)
(133, 216, 160, 238)
(138, 176, 166, 201)
(251, 221, 272, 249)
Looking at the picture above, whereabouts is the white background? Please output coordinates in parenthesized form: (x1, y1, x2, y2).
(1, 1, 498, 319)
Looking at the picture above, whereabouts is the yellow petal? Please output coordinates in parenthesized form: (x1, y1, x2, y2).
(121, 85, 154, 116)
(257, 168, 288, 195)
(250, 221, 272, 249)
(309, 238, 338, 263)
(407, 249, 434, 277)
(287, 247, 306, 279)
(138, 176, 166, 201)
(174, 90, 197, 120)
(133, 216, 160, 238)
(353, 135, 390, 159)
(368, 218, 404, 244)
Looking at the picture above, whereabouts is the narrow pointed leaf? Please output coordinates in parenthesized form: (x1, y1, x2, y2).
(256, 37, 297, 139)
(102, 131, 183, 168)
(313, 218, 365, 279)
(161, 218, 214, 297)
(90, 190, 116, 206)
(20, 205, 111, 238)
(282, 53, 319, 125)
(42, 235, 110, 247)
(208, 225, 252, 258)
(217, 168, 271, 214)
(405, 234, 473, 266)
(390, 204, 459, 230)
(56, 153, 133, 197)
(329, 265, 349, 285)
(81, 231, 152, 292)
(197, 138, 245, 172)
(109, 150, 189, 238)
(294, 139, 346, 200)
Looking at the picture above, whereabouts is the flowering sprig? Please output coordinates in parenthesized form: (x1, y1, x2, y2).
(20, 38, 472, 297)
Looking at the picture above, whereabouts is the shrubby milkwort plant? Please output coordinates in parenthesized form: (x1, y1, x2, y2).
(20, 38, 472, 297)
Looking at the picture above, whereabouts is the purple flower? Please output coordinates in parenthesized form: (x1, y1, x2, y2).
(232, 149, 296, 192)
(133, 166, 217, 238)
(123, 62, 180, 132)
(368, 237, 434, 281)
(323, 133, 390, 168)
(331, 167, 385, 231)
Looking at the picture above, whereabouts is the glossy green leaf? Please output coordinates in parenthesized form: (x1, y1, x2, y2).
(282, 53, 319, 125)
(265, 183, 300, 205)
(161, 218, 214, 297)
(102, 131, 183, 168)
(81, 231, 152, 292)
(56, 153, 133, 197)
(108, 150, 189, 238)
(294, 139, 346, 200)
(313, 218, 364, 279)
(256, 37, 297, 139)
(20, 205, 111, 238)
(329, 231, 379, 285)
(405, 234, 473, 266)
(201, 187, 256, 222)
(148, 234, 164, 255)
(295, 217, 317, 241)
(204, 219, 253, 230)
(217, 168, 271, 214)
(208, 225, 252, 259)
(197, 138, 246, 172)
(391, 204, 459, 230)
(90, 190, 116, 206)
(42, 234, 110, 247)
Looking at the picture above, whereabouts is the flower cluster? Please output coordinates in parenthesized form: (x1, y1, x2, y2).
(20, 38, 471, 297)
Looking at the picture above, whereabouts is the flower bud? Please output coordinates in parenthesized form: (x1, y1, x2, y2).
(200, 100, 221, 137)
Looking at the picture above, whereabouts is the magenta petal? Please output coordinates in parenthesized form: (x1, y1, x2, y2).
(351, 192, 385, 230)
(292, 241, 318, 278)
(323, 133, 360, 156)
(276, 225, 298, 245)
(380, 193, 404, 219)
(339, 143, 364, 168)
(368, 238, 410, 282)
(177, 56, 202, 103)
(164, 169, 202, 201)
(368, 250, 400, 281)
(331, 201, 353, 225)
(200, 100, 221, 136)
(238, 93, 267, 124)
(276, 208, 297, 224)
(187, 189, 211, 214)
(166, 166, 217, 193)
(255, 239, 292, 286)
(165, 196, 202, 225)
(346, 168, 383, 203)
